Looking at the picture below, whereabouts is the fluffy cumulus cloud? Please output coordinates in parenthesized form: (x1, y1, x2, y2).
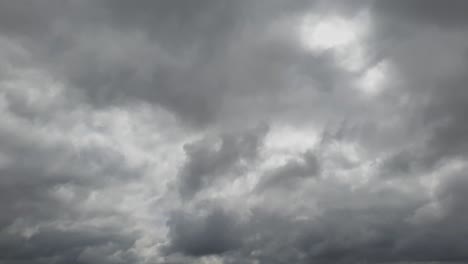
(2, 0, 468, 263)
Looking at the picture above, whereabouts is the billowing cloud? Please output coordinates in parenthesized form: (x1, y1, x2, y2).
(1, 1, 468, 263)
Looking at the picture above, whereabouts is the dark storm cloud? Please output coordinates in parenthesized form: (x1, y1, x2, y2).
(3, 0, 468, 264)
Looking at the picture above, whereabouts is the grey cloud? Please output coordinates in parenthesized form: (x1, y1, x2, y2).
(2, 0, 241, 125)
(378, 150, 422, 179)
(390, 169, 468, 262)
(174, 182, 422, 264)
(165, 207, 243, 257)
(218, 169, 468, 264)
(374, 0, 468, 27)
(3, 0, 468, 263)
(0, 228, 136, 264)
(0, 98, 144, 263)
(1, 0, 355, 127)
(371, 30, 468, 167)
(0, 0, 64, 37)
(256, 150, 320, 192)
(178, 125, 268, 199)
(167, 159, 468, 264)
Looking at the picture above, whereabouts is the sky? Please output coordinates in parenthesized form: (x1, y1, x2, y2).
(1, 0, 468, 263)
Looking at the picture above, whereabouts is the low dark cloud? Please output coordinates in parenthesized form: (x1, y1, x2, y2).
(178, 125, 268, 199)
(166, 207, 243, 257)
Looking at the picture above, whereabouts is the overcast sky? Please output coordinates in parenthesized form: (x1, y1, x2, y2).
(2, 1, 468, 263)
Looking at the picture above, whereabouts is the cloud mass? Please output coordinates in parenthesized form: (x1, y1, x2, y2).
(2, 0, 468, 263)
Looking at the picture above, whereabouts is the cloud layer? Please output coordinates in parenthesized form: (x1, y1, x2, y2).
(2, 0, 468, 263)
